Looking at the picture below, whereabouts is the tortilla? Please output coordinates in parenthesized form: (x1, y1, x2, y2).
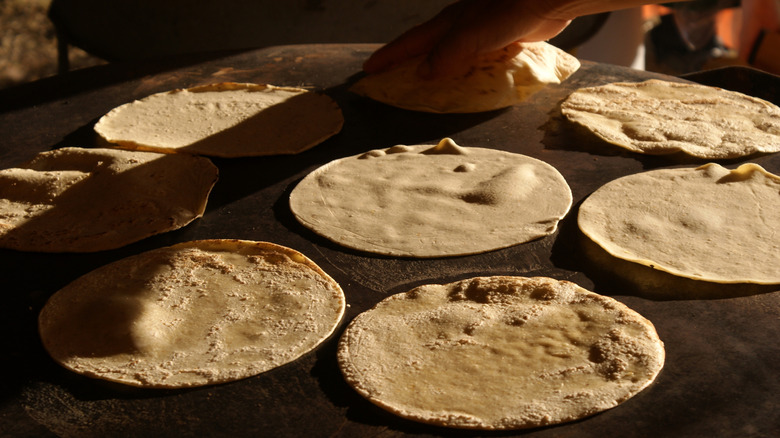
(560, 79, 780, 159)
(289, 138, 572, 257)
(39, 239, 346, 388)
(0, 147, 218, 252)
(338, 276, 665, 430)
(351, 42, 580, 113)
(578, 163, 780, 284)
(94, 82, 344, 157)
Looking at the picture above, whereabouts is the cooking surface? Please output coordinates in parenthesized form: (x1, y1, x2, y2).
(0, 44, 777, 437)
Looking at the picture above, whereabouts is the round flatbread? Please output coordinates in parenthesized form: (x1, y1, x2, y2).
(578, 163, 780, 284)
(39, 239, 346, 388)
(338, 276, 665, 430)
(0, 147, 218, 252)
(94, 82, 344, 157)
(560, 79, 780, 159)
(351, 42, 580, 113)
(289, 138, 572, 258)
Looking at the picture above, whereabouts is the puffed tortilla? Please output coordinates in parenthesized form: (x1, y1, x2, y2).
(351, 42, 580, 113)
(560, 79, 780, 159)
(578, 163, 780, 284)
(0, 147, 218, 252)
(338, 276, 665, 430)
(289, 138, 572, 257)
(94, 82, 344, 157)
(39, 239, 346, 388)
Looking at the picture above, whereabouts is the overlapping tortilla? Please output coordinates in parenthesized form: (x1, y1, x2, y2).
(39, 240, 346, 388)
(578, 163, 780, 284)
(560, 79, 780, 159)
(94, 82, 344, 157)
(289, 138, 572, 257)
(0, 147, 217, 252)
(338, 276, 665, 430)
(351, 42, 580, 113)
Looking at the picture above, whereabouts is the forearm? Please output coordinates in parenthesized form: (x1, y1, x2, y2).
(535, 0, 689, 21)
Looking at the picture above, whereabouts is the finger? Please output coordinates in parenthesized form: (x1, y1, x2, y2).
(363, 2, 467, 73)
(363, 25, 441, 73)
(419, 1, 526, 78)
(420, 4, 572, 79)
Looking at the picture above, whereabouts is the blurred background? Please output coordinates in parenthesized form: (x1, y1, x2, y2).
(1, 0, 778, 90)
(0, 0, 102, 89)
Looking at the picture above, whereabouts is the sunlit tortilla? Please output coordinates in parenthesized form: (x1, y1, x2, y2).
(338, 276, 665, 430)
(351, 42, 580, 113)
(289, 138, 572, 257)
(0, 147, 217, 252)
(94, 82, 344, 157)
(578, 163, 780, 284)
(39, 240, 346, 388)
(561, 79, 780, 159)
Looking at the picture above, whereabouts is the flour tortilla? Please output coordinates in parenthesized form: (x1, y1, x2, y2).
(39, 239, 346, 388)
(351, 42, 580, 113)
(338, 276, 665, 430)
(94, 82, 344, 157)
(578, 163, 780, 284)
(560, 79, 780, 159)
(289, 138, 572, 257)
(0, 147, 218, 252)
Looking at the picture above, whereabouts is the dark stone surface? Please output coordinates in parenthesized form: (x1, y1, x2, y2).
(0, 44, 777, 437)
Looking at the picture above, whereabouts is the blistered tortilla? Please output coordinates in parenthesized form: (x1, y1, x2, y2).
(39, 240, 346, 388)
(0, 147, 217, 252)
(338, 276, 665, 430)
(560, 79, 780, 159)
(289, 138, 572, 257)
(351, 42, 580, 113)
(578, 163, 780, 284)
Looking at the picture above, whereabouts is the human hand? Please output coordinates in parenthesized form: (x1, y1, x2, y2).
(362, 0, 572, 79)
